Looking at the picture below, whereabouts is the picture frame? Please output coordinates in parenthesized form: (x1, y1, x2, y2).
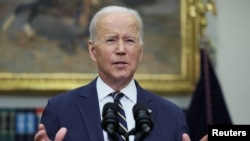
(0, 0, 200, 95)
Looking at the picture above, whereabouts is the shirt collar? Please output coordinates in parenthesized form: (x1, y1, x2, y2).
(96, 76, 137, 103)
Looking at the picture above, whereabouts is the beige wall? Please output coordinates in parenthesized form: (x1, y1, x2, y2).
(213, 0, 250, 124)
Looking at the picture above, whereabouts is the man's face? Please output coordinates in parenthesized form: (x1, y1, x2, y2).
(88, 12, 143, 83)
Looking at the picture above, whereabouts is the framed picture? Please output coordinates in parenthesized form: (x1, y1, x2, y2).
(0, 0, 200, 95)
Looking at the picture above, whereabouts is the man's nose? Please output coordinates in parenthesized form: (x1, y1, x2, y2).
(117, 40, 126, 52)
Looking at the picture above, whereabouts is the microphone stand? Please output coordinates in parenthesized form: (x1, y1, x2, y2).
(128, 128, 148, 141)
(107, 132, 118, 141)
(107, 126, 150, 141)
(107, 130, 129, 141)
(133, 132, 148, 141)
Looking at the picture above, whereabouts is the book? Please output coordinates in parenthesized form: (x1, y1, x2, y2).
(0, 108, 16, 141)
(25, 108, 38, 141)
(8, 108, 16, 141)
(15, 108, 26, 141)
(0, 108, 9, 141)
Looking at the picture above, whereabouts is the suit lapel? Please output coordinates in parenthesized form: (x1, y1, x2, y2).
(135, 80, 153, 106)
(77, 79, 104, 141)
(135, 81, 158, 141)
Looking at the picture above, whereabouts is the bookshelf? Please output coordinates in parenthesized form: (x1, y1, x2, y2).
(0, 107, 44, 141)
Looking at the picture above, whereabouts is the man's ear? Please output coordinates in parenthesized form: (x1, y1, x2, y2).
(139, 43, 144, 62)
(88, 40, 97, 62)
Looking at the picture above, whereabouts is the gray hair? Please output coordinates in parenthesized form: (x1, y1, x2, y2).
(89, 6, 144, 43)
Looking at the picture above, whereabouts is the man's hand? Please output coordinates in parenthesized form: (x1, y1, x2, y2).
(182, 133, 208, 141)
(182, 133, 191, 141)
(200, 134, 208, 141)
(34, 124, 67, 141)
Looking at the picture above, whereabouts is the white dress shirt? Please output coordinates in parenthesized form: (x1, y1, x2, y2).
(97, 76, 137, 141)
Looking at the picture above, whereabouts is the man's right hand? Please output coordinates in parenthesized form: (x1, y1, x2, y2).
(34, 124, 67, 141)
(182, 133, 208, 141)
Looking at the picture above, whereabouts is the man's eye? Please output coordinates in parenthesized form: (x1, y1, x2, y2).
(126, 39, 135, 43)
(106, 39, 115, 43)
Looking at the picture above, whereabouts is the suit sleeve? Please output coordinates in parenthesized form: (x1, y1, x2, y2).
(40, 99, 59, 140)
(176, 108, 190, 141)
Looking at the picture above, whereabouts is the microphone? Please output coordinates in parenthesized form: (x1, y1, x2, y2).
(101, 102, 119, 135)
(133, 103, 153, 141)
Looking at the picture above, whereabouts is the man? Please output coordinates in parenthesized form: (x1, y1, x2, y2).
(34, 6, 207, 141)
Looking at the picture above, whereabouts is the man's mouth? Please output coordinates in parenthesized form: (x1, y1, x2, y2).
(113, 61, 128, 67)
(114, 61, 127, 64)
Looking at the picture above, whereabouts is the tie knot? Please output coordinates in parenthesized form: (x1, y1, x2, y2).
(111, 91, 124, 102)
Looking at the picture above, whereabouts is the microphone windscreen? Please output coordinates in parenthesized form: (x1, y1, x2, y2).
(102, 102, 117, 116)
(133, 103, 147, 115)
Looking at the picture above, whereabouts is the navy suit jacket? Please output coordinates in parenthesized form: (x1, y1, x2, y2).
(41, 78, 189, 141)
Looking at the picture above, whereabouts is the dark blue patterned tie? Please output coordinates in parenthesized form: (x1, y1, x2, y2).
(111, 91, 128, 141)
